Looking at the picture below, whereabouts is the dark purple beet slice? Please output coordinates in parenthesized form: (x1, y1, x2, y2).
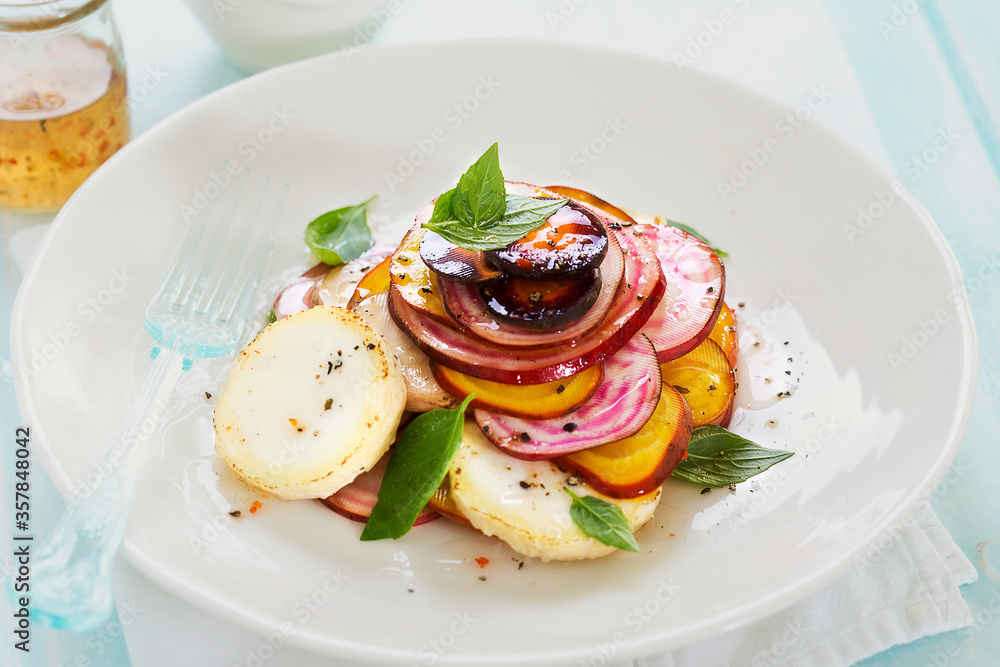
(474, 334, 662, 460)
(435, 232, 625, 348)
(480, 269, 601, 331)
(486, 201, 608, 279)
(419, 230, 504, 283)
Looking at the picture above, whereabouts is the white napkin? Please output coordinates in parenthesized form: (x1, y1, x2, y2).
(628, 506, 977, 667)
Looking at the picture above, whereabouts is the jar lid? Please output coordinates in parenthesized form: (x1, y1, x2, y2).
(0, 0, 108, 32)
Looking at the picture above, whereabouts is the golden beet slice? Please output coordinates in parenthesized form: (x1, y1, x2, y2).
(556, 384, 692, 499)
(544, 185, 637, 224)
(427, 479, 473, 529)
(707, 302, 738, 369)
(346, 254, 392, 309)
(660, 338, 736, 428)
(432, 362, 604, 419)
(388, 225, 452, 324)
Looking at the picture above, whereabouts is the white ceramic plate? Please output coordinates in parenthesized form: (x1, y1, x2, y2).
(12, 41, 976, 665)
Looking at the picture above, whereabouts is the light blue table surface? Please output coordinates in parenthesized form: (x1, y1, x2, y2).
(1, 1, 998, 665)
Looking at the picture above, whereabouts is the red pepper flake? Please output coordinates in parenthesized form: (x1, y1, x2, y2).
(249, 501, 263, 514)
(289, 418, 298, 426)
(474, 557, 490, 568)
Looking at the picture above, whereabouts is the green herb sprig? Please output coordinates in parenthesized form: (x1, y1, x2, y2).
(360, 394, 475, 541)
(672, 425, 793, 487)
(304, 196, 376, 265)
(563, 487, 639, 553)
(422, 143, 569, 251)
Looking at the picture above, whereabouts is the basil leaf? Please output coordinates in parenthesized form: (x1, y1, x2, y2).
(672, 425, 793, 487)
(502, 194, 569, 231)
(304, 196, 376, 265)
(422, 219, 530, 251)
(360, 394, 475, 541)
(266, 308, 276, 325)
(563, 488, 638, 552)
(420, 144, 570, 251)
(428, 188, 455, 224)
(421, 219, 509, 251)
(423, 195, 570, 251)
(666, 219, 728, 258)
(451, 143, 506, 228)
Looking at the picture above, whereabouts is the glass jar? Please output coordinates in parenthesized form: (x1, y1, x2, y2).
(0, 0, 129, 211)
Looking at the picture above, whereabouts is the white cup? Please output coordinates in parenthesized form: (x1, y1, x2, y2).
(182, 0, 396, 72)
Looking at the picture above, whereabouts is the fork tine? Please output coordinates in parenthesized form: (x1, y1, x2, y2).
(222, 180, 288, 325)
(156, 204, 209, 307)
(175, 168, 250, 309)
(200, 171, 270, 316)
(158, 163, 243, 307)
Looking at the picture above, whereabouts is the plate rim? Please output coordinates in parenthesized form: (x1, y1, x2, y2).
(11, 38, 979, 665)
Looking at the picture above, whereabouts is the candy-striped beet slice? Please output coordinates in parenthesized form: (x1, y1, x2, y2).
(474, 334, 661, 460)
(437, 232, 625, 348)
(636, 221, 725, 363)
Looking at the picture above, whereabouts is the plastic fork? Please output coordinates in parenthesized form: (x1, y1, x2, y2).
(11, 168, 286, 632)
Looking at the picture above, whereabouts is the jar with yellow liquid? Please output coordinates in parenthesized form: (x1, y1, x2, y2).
(1, 0, 129, 211)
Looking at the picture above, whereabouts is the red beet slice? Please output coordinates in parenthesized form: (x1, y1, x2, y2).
(419, 230, 504, 283)
(271, 263, 331, 320)
(436, 232, 625, 348)
(486, 201, 608, 279)
(474, 334, 661, 460)
(388, 223, 665, 384)
(319, 450, 439, 526)
(635, 222, 725, 363)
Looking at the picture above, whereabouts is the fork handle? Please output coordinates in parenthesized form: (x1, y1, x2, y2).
(13, 337, 196, 631)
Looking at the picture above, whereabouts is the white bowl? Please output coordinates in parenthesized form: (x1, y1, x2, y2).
(182, 0, 394, 72)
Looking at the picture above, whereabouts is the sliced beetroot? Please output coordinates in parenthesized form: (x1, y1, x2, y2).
(319, 449, 439, 526)
(486, 201, 608, 279)
(544, 185, 637, 225)
(474, 334, 661, 460)
(419, 230, 503, 283)
(272, 263, 331, 320)
(635, 222, 725, 363)
(555, 384, 693, 499)
(436, 232, 625, 348)
(388, 223, 665, 384)
(388, 222, 455, 326)
(481, 268, 601, 331)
